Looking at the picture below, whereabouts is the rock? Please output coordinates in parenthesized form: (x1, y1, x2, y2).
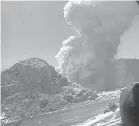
(120, 82, 139, 126)
(1, 58, 69, 103)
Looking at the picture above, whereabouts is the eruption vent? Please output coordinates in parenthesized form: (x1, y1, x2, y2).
(56, 0, 139, 91)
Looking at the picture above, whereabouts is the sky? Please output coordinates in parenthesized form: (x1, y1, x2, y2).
(1, 1, 76, 70)
(1, 1, 139, 70)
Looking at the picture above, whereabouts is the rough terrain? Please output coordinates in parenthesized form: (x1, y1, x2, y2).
(2, 90, 121, 126)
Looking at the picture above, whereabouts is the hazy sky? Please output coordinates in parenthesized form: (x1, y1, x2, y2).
(1, 1, 76, 70)
(1, 1, 139, 70)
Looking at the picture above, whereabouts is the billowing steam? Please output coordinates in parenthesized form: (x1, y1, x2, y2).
(116, 15, 139, 59)
(55, 0, 139, 90)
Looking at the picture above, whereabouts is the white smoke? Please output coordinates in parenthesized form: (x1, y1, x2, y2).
(55, 0, 139, 87)
(116, 15, 139, 59)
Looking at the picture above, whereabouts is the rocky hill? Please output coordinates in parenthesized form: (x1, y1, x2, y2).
(2, 57, 138, 124)
(1, 58, 98, 124)
(1, 58, 69, 103)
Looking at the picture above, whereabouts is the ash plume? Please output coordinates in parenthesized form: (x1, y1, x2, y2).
(56, 0, 139, 90)
(116, 15, 139, 60)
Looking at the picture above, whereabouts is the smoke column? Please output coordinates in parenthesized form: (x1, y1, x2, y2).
(116, 15, 139, 60)
(55, 0, 139, 91)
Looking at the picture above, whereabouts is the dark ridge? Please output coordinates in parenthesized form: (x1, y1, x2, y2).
(120, 82, 139, 126)
(132, 82, 139, 106)
(136, 1, 139, 6)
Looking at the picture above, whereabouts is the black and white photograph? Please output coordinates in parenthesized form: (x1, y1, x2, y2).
(1, 0, 139, 126)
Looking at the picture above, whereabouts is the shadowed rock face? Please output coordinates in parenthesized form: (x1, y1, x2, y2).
(132, 83, 139, 107)
(1, 58, 69, 103)
(120, 82, 139, 126)
(136, 1, 139, 6)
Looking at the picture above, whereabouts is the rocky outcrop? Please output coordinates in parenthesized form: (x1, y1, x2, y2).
(1, 58, 69, 103)
(120, 82, 139, 125)
(1, 58, 99, 123)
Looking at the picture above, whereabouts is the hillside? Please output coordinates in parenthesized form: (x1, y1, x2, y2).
(1, 57, 139, 125)
(1, 58, 70, 102)
(1, 90, 120, 126)
(1, 58, 98, 124)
